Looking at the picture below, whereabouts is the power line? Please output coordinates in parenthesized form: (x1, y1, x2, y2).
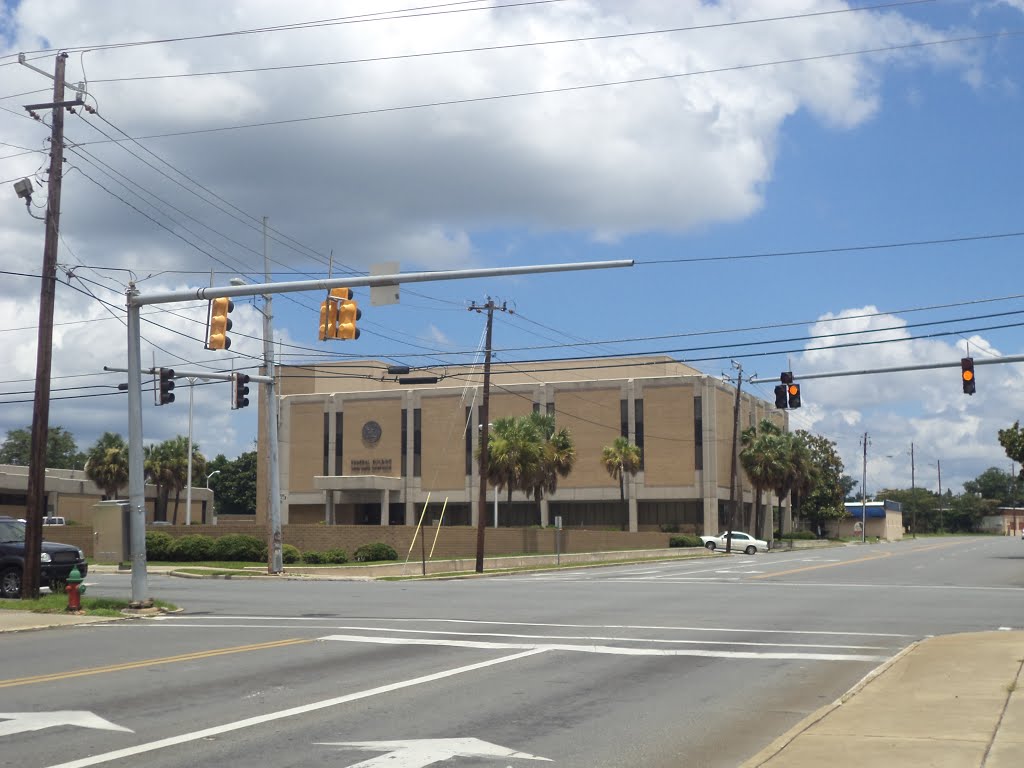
(2, 1, 572, 62)
(71, 30, 1024, 145)
(86, 1, 937, 84)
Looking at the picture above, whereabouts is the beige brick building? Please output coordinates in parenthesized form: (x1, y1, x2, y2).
(257, 356, 787, 535)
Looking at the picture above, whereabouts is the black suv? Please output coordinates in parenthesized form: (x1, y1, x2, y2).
(0, 516, 88, 598)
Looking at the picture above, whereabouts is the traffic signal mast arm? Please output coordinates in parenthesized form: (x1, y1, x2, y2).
(749, 354, 1024, 385)
(103, 366, 272, 385)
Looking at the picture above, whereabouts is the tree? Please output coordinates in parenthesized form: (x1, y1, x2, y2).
(793, 431, 848, 537)
(740, 419, 787, 539)
(144, 437, 206, 523)
(525, 412, 576, 512)
(207, 452, 257, 516)
(600, 437, 642, 513)
(481, 416, 543, 504)
(84, 432, 129, 499)
(963, 467, 1013, 504)
(876, 487, 939, 533)
(998, 422, 1024, 475)
(0, 425, 84, 469)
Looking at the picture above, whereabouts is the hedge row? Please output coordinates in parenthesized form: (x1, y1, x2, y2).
(145, 532, 399, 564)
(668, 534, 704, 548)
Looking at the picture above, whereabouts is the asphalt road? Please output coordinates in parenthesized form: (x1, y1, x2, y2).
(4, 536, 1024, 768)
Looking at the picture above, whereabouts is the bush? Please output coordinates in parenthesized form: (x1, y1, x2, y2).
(282, 544, 301, 564)
(779, 530, 817, 540)
(169, 534, 216, 562)
(353, 542, 398, 562)
(146, 532, 175, 561)
(669, 534, 704, 548)
(211, 534, 265, 562)
(302, 550, 329, 564)
(324, 548, 349, 564)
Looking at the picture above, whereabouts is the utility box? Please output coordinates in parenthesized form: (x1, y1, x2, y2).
(89, 500, 130, 563)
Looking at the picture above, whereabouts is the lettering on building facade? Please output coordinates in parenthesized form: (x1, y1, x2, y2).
(349, 458, 393, 475)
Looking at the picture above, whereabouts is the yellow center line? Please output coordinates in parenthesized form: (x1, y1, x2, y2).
(752, 539, 963, 580)
(0, 637, 313, 689)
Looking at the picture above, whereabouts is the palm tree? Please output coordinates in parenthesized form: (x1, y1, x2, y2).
(526, 412, 576, 514)
(482, 416, 543, 504)
(601, 437, 642, 528)
(740, 419, 787, 539)
(84, 432, 129, 499)
(144, 442, 174, 522)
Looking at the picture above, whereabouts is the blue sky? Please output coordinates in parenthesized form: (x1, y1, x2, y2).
(1, 0, 1023, 497)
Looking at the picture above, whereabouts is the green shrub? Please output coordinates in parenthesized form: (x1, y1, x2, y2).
(780, 530, 817, 540)
(324, 548, 349, 564)
(353, 542, 398, 562)
(146, 531, 175, 561)
(282, 544, 301, 564)
(302, 550, 329, 564)
(169, 534, 216, 562)
(211, 534, 265, 562)
(669, 534, 704, 548)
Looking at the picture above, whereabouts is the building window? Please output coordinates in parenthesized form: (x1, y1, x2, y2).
(635, 398, 644, 470)
(414, 408, 422, 477)
(465, 406, 473, 476)
(335, 412, 343, 476)
(546, 402, 555, 416)
(532, 402, 540, 414)
(620, 399, 628, 438)
(323, 413, 329, 476)
(694, 396, 703, 471)
(401, 409, 408, 477)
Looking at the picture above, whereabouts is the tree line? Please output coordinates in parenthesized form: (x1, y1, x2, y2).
(0, 426, 255, 521)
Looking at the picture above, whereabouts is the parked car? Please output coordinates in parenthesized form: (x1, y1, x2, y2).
(0, 516, 88, 598)
(699, 531, 769, 555)
(43, 516, 66, 526)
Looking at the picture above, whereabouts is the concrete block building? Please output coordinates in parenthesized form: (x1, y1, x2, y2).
(257, 356, 788, 535)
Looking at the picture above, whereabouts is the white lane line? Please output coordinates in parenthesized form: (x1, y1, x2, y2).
(321, 634, 889, 662)
(113, 623, 889, 650)
(41, 649, 546, 768)
(156, 616, 915, 637)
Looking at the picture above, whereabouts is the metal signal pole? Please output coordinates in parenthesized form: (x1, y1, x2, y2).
(726, 362, 743, 554)
(22, 53, 69, 599)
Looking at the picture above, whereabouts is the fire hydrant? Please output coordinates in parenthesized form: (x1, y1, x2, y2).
(65, 566, 85, 612)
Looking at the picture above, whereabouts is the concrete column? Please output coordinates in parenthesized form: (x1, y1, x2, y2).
(701, 378, 719, 535)
(381, 488, 390, 526)
(628, 496, 638, 533)
(405, 499, 415, 526)
(782, 498, 792, 535)
(325, 490, 335, 525)
(540, 498, 550, 528)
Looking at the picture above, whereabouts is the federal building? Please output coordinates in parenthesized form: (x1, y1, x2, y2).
(256, 356, 787, 534)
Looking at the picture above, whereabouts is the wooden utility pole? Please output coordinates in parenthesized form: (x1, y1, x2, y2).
(471, 298, 507, 573)
(22, 53, 70, 599)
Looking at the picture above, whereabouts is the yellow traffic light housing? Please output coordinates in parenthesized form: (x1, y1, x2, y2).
(207, 297, 233, 350)
(319, 288, 360, 341)
(961, 357, 976, 395)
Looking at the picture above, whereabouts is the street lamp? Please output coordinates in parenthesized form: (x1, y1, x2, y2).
(206, 470, 221, 488)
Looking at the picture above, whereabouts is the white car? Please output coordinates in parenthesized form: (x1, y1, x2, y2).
(700, 531, 769, 555)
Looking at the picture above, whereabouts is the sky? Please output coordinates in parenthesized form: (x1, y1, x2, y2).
(1, 0, 1023, 498)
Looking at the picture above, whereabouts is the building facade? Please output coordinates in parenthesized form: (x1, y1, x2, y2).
(257, 356, 788, 535)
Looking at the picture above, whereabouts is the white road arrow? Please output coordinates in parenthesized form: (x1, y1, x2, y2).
(319, 737, 552, 766)
(0, 711, 132, 738)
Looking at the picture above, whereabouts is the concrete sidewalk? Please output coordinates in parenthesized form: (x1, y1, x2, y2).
(742, 630, 1024, 767)
(0, 610, 117, 632)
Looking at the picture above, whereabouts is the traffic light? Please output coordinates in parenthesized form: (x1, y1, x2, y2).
(961, 357, 976, 395)
(233, 372, 250, 409)
(207, 297, 234, 350)
(787, 382, 801, 409)
(158, 367, 175, 405)
(336, 293, 361, 340)
(318, 288, 360, 341)
(774, 384, 788, 409)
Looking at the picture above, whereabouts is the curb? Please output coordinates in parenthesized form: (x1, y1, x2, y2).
(739, 638, 924, 768)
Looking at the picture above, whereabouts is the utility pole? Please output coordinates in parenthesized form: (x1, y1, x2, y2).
(471, 298, 508, 573)
(910, 442, 916, 539)
(185, 377, 196, 525)
(263, 217, 283, 574)
(726, 362, 744, 554)
(937, 459, 943, 532)
(860, 432, 869, 543)
(21, 53, 69, 599)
